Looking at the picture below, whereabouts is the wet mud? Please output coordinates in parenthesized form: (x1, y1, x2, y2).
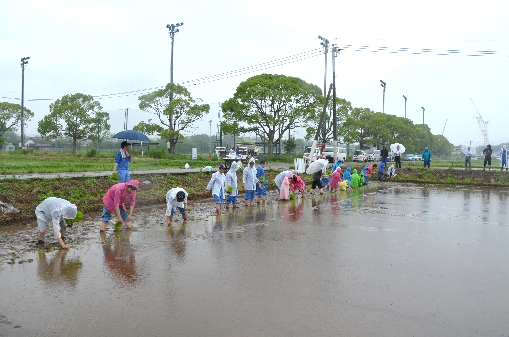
(1, 184, 509, 336)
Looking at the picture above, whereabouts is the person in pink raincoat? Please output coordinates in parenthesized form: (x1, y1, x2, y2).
(330, 166, 342, 192)
(289, 174, 306, 196)
(279, 171, 293, 200)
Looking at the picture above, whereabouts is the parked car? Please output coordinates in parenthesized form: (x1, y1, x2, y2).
(353, 150, 367, 162)
(404, 154, 415, 161)
(366, 153, 375, 162)
(413, 154, 422, 161)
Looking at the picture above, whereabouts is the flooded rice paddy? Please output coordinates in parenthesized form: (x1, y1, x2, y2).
(1, 183, 509, 337)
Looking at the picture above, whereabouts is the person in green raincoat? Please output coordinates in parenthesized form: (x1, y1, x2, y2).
(350, 169, 360, 189)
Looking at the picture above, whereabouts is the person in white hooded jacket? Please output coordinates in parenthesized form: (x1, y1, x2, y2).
(165, 187, 188, 225)
(206, 164, 227, 214)
(35, 197, 78, 249)
(225, 161, 240, 209)
(243, 158, 258, 206)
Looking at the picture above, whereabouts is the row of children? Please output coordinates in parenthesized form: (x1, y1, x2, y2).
(205, 158, 268, 213)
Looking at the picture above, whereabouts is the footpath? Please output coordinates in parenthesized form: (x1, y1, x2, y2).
(0, 162, 293, 180)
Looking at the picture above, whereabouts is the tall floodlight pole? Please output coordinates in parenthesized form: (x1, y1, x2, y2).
(380, 80, 386, 113)
(332, 44, 341, 161)
(124, 108, 129, 131)
(20, 57, 30, 149)
(166, 22, 183, 86)
(208, 120, 212, 153)
(166, 22, 183, 152)
(318, 35, 329, 97)
(402, 95, 407, 118)
(421, 107, 425, 124)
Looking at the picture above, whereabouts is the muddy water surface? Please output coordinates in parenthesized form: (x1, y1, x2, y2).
(1, 184, 509, 337)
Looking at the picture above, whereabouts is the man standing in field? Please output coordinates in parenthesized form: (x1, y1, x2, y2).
(113, 141, 132, 183)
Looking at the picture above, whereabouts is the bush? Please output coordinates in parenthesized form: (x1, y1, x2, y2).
(86, 148, 98, 158)
(147, 148, 166, 159)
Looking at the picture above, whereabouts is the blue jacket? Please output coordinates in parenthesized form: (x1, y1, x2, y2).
(422, 149, 432, 161)
(342, 167, 352, 187)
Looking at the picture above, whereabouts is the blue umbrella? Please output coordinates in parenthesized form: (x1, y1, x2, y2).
(112, 130, 150, 142)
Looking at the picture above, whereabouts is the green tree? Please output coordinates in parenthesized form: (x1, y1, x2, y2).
(222, 74, 322, 154)
(283, 136, 297, 154)
(0, 102, 34, 145)
(138, 83, 209, 154)
(89, 111, 111, 145)
(37, 93, 105, 151)
(340, 107, 373, 148)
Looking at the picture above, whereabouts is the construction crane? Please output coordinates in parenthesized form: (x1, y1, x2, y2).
(470, 98, 489, 145)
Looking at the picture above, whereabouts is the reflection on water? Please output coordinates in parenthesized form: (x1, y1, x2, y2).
(101, 229, 138, 285)
(167, 224, 187, 258)
(36, 249, 82, 287)
(2, 183, 509, 337)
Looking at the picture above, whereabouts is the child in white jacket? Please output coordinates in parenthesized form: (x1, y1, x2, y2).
(206, 165, 227, 214)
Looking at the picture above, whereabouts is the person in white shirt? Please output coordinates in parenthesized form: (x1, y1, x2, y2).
(165, 187, 188, 225)
(225, 161, 240, 209)
(464, 146, 473, 170)
(394, 145, 402, 168)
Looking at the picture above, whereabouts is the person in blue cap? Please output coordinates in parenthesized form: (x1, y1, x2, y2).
(206, 164, 227, 214)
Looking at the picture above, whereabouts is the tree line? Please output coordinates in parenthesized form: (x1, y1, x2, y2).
(0, 74, 453, 155)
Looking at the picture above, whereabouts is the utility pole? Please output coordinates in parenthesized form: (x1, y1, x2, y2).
(332, 44, 341, 162)
(380, 80, 386, 114)
(402, 95, 407, 118)
(20, 57, 30, 149)
(421, 107, 425, 124)
(318, 35, 329, 97)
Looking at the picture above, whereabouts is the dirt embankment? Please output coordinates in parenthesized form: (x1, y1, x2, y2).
(0, 166, 508, 227)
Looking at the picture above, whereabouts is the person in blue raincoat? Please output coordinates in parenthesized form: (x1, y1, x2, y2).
(342, 167, 352, 187)
(331, 158, 342, 173)
(206, 165, 227, 214)
(377, 162, 386, 181)
(255, 159, 268, 204)
(501, 145, 508, 172)
(422, 146, 432, 168)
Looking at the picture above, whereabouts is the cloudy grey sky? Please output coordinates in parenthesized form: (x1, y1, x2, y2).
(1, 0, 508, 147)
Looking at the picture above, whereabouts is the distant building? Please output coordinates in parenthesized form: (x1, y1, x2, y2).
(24, 137, 52, 152)
(2, 143, 15, 152)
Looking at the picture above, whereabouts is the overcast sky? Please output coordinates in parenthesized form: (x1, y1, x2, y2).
(1, 0, 508, 147)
